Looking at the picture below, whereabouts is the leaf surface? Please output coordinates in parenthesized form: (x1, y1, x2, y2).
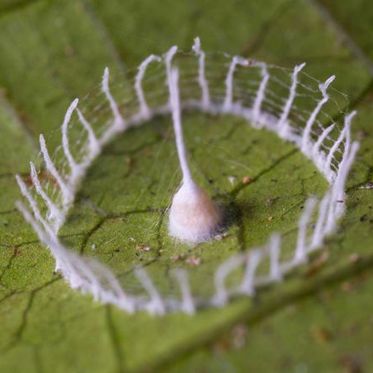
(0, 1, 372, 372)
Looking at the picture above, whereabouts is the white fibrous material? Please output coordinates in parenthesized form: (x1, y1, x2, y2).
(16, 37, 359, 315)
(167, 66, 222, 243)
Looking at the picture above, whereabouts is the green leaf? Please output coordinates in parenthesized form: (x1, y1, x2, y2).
(0, 1, 372, 372)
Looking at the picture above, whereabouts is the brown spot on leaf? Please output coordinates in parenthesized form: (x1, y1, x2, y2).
(185, 256, 201, 267)
(136, 244, 151, 253)
(242, 175, 252, 185)
(305, 252, 329, 277)
(339, 354, 363, 373)
(170, 254, 185, 263)
(311, 325, 333, 344)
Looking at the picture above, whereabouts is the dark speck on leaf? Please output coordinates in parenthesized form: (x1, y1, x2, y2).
(339, 354, 363, 373)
